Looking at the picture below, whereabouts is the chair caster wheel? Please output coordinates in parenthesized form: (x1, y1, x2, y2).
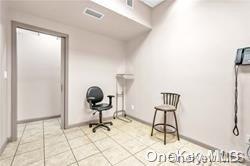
(113, 117, 116, 119)
(124, 114, 127, 117)
(89, 124, 92, 128)
(110, 122, 113, 126)
(107, 128, 110, 131)
(93, 129, 96, 133)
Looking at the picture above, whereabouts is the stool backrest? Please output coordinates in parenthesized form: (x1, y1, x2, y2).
(161, 92, 180, 108)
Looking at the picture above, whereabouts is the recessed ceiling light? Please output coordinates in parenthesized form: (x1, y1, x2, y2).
(141, 0, 165, 8)
(84, 8, 104, 20)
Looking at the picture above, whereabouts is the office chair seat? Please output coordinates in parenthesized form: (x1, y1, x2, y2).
(92, 103, 112, 111)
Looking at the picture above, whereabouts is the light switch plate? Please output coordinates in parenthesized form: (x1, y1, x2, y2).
(4, 71, 7, 79)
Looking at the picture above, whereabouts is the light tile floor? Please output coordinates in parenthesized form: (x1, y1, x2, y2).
(0, 118, 244, 166)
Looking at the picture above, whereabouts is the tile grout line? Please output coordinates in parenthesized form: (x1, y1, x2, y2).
(42, 120, 45, 166)
(61, 120, 157, 165)
(15, 119, 171, 166)
(74, 120, 186, 166)
(79, 127, 114, 166)
(10, 123, 27, 166)
(73, 151, 101, 164)
(51, 120, 148, 165)
(80, 122, 150, 166)
(113, 124, 151, 165)
(106, 127, 148, 166)
(17, 120, 69, 165)
(104, 122, 152, 165)
(6, 118, 220, 166)
(57, 119, 80, 166)
(106, 121, 165, 165)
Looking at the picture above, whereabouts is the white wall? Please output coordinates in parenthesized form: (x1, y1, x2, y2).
(126, 0, 250, 153)
(17, 29, 61, 121)
(0, 1, 9, 148)
(7, 10, 126, 127)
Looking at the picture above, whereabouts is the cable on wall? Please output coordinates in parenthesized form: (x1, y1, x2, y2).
(247, 145, 250, 159)
(233, 65, 239, 136)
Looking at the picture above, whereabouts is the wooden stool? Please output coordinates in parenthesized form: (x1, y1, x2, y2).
(151, 93, 180, 145)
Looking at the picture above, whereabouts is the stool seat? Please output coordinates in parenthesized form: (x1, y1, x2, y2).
(155, 104, 176, 111)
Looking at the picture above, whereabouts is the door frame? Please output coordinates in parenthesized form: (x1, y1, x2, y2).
(11, 21, 69, 141)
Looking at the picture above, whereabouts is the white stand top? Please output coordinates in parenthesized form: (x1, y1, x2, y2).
(116, 74, 134, 80)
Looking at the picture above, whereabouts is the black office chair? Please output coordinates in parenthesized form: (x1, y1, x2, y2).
(86, 86, 114, 133)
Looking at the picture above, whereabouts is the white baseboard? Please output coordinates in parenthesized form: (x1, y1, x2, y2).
(127, 114, 217, 150)
(17, 115, 61, 124)
(127, 114, 250, 165)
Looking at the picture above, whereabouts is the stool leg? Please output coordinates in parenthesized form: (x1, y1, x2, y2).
(151, 110, 157, 136)
(173, 112, 180, 141)
(164, 111, 166, 145)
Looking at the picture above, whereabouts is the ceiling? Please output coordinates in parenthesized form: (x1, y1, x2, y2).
(7, 1, 152, 41)
(141, 0, 165, 8)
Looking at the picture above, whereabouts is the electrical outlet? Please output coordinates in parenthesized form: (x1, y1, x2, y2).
(246, 134, 250, 145)
(131, 105, 135, 110)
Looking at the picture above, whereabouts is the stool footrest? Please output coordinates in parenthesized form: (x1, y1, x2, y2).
(153, 123, 176, 134)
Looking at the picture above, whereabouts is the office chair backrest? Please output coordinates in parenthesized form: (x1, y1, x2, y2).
(86, 86, 104, 105)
